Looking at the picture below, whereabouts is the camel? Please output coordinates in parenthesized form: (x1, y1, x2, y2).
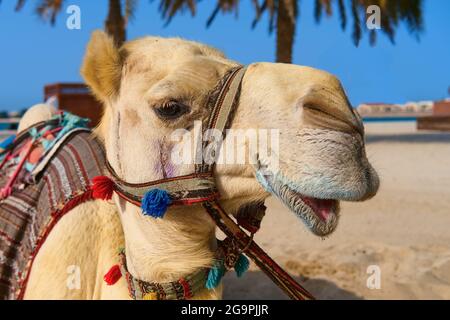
(18, 30, 379, 300)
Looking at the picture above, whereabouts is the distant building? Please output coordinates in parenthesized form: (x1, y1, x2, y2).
(356, 101, 433, 116)
(44, 83, 102, 127)
(432, 99, 450, 115)
(356, 103, 402, 115)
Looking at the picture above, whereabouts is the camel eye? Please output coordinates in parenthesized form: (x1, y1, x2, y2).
(154, 101, 189, 120)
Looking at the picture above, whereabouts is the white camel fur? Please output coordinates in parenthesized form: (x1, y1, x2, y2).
(22, 31, 379, 300)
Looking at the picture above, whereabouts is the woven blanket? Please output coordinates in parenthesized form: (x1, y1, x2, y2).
(0, 126, 105, 299)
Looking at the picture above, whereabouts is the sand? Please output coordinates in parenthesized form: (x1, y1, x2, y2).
(224, 122, 450, 300)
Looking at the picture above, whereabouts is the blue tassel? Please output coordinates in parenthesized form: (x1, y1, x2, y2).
(141, 189, 172, 219)
(234, 254, 250, 277)
(206, 261, 226, 289)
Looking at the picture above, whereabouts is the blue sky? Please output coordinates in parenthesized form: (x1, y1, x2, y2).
(0, 0, 449, 111)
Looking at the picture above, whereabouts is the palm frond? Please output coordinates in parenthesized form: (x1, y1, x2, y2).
(350, 0, 361, 46)
(206, 0, 239, 27)
(369, 29, 376, 46)
(124, 0, 138, 25)
(251, 0, 267, 29)
(267, 0, 277, 33)
(323, 0, 332, 16)
(337, 0, 346, 30)
(15, 0, 27, 11)
(358, 0, 423, 45)
(158, 0, 196, 25)
(206, 4, 221, 27)
(36, 0, 64, 25)
(314, 0, 323, 23)
(314, 0, 334, 24)
(251, 0, 277, 34)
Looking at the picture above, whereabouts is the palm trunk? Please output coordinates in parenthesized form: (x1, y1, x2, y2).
(276, 0, 296, 63)
(105, 0, 126, 46)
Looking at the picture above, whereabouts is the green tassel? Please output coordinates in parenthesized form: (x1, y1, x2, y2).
(206, 261, 226, 289)
(234, 254, 249, 277)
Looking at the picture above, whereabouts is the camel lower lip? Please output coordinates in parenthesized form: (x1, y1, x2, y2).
(254, 168, 340, 236)
(282, 186, 340, 236)
(297, 195, 338, 222)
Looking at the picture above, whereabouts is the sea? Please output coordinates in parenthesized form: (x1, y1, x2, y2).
(362, 117, 418, 122)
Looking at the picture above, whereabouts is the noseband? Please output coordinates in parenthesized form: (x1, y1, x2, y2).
(93, 66, 314, 300)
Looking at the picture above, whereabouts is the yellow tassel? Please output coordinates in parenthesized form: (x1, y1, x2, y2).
(143, 292, 158, 300)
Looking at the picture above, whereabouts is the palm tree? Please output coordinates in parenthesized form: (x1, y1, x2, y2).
(159, 0, 296, 62)
(314, 0, 424, 47)
(7, 0, 424, 63)
(204, 0, 424, 64)
(8, 0, 199, 46)
(7, 0, 138, 46)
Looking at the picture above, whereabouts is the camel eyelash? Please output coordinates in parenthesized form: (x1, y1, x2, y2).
(153, 101, 190, 120)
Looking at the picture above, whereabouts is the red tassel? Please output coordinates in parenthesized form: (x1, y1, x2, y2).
(104, 264, 122, 286)
(92, 176, 115, 200)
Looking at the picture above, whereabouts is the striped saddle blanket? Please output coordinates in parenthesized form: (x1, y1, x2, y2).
(0, 115, 105, 299)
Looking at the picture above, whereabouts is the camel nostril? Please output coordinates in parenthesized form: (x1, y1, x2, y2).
(298, 82, 365, 137)
(302, 102, 364, 136)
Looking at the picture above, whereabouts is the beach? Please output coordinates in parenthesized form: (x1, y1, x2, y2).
(224, 121, 450, 300)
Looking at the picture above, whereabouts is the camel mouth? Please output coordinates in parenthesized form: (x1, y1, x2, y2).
(255, 168, 340, 237)
(282, 185, 340, 237)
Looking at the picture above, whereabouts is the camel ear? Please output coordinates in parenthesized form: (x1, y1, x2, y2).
(81, 30, 123, 103)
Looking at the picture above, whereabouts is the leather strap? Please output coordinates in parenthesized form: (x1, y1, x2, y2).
(196, 68, 316, 301)
(106, 161, 220, 206)
(203, 200, 315, 300)
(197, 66, 246, 174)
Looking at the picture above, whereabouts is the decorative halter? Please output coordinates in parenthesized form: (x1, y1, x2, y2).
(93, 66, 315, 300)
(104, 249, 209, 300)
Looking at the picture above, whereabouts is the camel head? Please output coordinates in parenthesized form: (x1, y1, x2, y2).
(81, 31, 379, 238)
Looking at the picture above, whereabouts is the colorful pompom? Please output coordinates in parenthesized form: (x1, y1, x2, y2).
(92, 176, 115, 200)
(141, 189, 172, 218)
(104, 264, 122, 286)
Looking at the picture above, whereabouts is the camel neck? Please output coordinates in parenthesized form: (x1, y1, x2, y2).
(117, 201, 217, 284)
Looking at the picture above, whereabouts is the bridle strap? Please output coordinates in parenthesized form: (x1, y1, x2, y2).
(197, 66, 246, 174)
(105, 160, 215, 188)
(205, 67, 246, 134)
(199, 67, 313, 299)
(105, 159, 220, 205)
(203, 200, 315, 300)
